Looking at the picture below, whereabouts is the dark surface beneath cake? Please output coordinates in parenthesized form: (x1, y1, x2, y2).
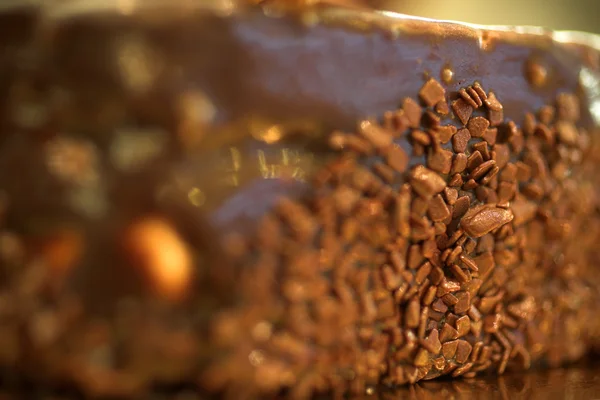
(0, 363, 598, 399)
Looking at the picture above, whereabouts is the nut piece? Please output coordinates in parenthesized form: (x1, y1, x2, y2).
(460, 205, 514, 238)
(409, 166, 446, 198)
(124, 217, 193, 301)
(526, 58, 548, 87)
(41, 230, 84, 277)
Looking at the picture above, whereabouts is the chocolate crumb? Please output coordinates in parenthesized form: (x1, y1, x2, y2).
(473, 82, 487, 99)
(514, 162, 531, 181)
(523, 112, 537, 135)
(456, 315, 471, 336)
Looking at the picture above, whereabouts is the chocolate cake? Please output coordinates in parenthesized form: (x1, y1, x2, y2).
(0, 0, 599, 398)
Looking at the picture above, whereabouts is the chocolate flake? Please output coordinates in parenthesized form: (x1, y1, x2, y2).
(409, 166, 447, 198)
(452, 98, 474, 125)
(443, 187, 459, 205)
(485, 92, 504, 126)
(467, 87, 483, 107)
(459, 88, 479, 109)
(435, 100, 449, 115)
(420, 329, 442, 354)
(386, 145, 409, 172)
(467, 151, 484, 170)
(452, 196, 471, 219)
(455, 340, 473, 363)
(470, 160, 496, 181)
(450, 153, 468, 175)
(455, 291, 473, 316)
(411, 129, 431, 146)
(442, 340, 459, 358)
(483, 128, 497, 145)
(460, 205, 514, 238)
(556, 93, 580, 122)
(452, 128, 471, 153)
(440, 323, 459, 343)
(428, 194, 451, 222)
(467, 116, 490, 138)
(556, 121, 579, 144)
(427, 147, 453, 174)
(435, 125, 457, 143)
(406, 299, 421, 328)
(419, 78, 446, 107)
(472, 141, 490, 161)
(403, 97, 423, 128)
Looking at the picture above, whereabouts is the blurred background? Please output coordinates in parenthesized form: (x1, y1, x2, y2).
(367, 0, 600, 33)
(3, 0, 599, 34)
